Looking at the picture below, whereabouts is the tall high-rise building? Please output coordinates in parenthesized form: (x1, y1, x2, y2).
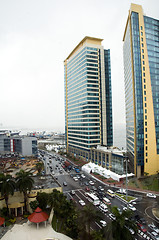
(64, 36, 113, 161)
(123, 4, 159, 177)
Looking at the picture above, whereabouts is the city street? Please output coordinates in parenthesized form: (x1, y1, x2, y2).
(39, 150, 159, 240)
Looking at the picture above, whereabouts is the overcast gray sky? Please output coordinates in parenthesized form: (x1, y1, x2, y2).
(0, 0, 159, 132)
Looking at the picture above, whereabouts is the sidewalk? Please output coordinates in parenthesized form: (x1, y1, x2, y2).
(1, 222, 72, 240)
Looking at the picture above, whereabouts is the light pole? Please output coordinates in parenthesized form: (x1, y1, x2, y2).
(124, 155, 129, 203)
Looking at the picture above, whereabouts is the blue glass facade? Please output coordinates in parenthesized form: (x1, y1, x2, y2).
(144, 16, 159, 154)
(64, 37, 113, 158)
(123, 4, 159, 176)
(131, 12, 144, 167)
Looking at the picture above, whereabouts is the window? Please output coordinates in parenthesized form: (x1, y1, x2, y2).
(145, 134, 147, 138)
(145, 115, 147, 120)
(146, 152, 148, 157)
(142, 55, 144, 59)
(143, 61, 145, 65)
(146, 158, 148, 163)
(141, 37, 143, 41)
(145, 109, 147, 114)
(144, 97, 146, 101)
(144, 90, 146, 95)
(145, 128, 147, 132)
(144, 79, 146, 83)
(141, 26, 143, 30)
(141, 32, 143, 36)
(143, 72, 145, 77)
(142, 43, 144, 47)
(143, 67, 145, 71)
(144, 85, 146, 89)
(145, 103, 147, 107)
(142, 49, 144, 53)
(146, 146, 148, 150)
(145, 140, 147, 144)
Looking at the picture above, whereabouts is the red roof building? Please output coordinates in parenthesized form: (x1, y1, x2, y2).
(28, 207, 49, 224)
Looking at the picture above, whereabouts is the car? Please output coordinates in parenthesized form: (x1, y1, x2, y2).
(92, 186, 97, 191)
(100, 220, 107, 227)
(99, 203, 108, 213)
(85, 182, 89, 186)
(79, 199, 85, 206)
(63, 182, 67, 186)
(109, 213, 116, 220)
(128, 204, 136, 211)
(70, 174, 74, 178)
(122, 206, 128, 211)
(81, 174, 86, 178)
(150, 231, 159, 240)
(71, 190, 75, 195)
(146, 193, 156, 198)
(85, 187, 90, 191)
(73, 177, 78, 181)
(148, 224, 159, 233)
(137, 223, 147, 233)
(98, 186, 104, 191)
(89, 181, 94, 185)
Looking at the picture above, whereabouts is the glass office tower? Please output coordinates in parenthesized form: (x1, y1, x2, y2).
(64, 37, 113, 161)
(123, 4, 159, 177)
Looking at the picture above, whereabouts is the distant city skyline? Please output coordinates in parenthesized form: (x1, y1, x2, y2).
(0, 0, 159, 132)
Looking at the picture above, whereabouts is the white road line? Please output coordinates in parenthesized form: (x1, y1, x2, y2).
(95, 222, 102, 229)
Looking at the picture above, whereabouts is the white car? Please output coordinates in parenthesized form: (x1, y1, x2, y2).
(100, 220, 107, 227)
(99, 203, 108, 213)
(79, 199, 85, 206)
(148, 224, 159, 233)
(146, 193, 156, 198)
(128, 204, 136, 211)
(109, 213, 116, 220)
(73, 177, 78, 181)
(81, 174, 86, 178)
(89, 181, 94, 185)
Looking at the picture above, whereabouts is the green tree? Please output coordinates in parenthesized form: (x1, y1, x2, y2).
(79, 203, 101, 240)
(36, 192, 49, 210)
(16, 169, 34, 212)
(106, 206, 137, 240)
(0, 173, 16, 215)
(35, 162, 44, 174)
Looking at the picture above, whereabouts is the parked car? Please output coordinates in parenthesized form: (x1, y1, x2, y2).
(109, 213, 116, 221)
(79, 199, 85, 206)
(148, 223, 159, 233)
(137, 223, 147, 233)
(71, 190, 75, 195)
(85, 187, 90, 191)
(81, 174, 86, 178)
(100, 220, 107, 227)
(99, 203, 108, 213)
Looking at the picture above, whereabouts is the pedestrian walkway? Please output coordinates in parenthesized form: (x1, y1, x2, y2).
(1, 221, 72, 240)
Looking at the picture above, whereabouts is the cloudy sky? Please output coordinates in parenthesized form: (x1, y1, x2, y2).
(0, 0, 159, 132)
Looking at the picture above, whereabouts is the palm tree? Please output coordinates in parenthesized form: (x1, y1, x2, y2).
(15, 169, 34, 212)
(79, 203, 101, 240)
(106, 206, 137, 240)
(0, 173, 16, 215)
(35, 162, 44, 174)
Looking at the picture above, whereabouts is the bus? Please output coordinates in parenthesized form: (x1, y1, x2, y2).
(107, 189, 115, 198)
(103, 197, 111, 205)
(85, 193, 100, 206)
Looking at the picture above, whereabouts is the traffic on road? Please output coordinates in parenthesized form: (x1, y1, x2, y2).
(38, 150, 159, 240)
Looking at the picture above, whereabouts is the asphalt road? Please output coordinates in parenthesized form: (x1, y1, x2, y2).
(39, 150, 159, 240)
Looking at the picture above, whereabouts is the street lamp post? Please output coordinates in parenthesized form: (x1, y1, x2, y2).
(125, 157, 128, 202)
